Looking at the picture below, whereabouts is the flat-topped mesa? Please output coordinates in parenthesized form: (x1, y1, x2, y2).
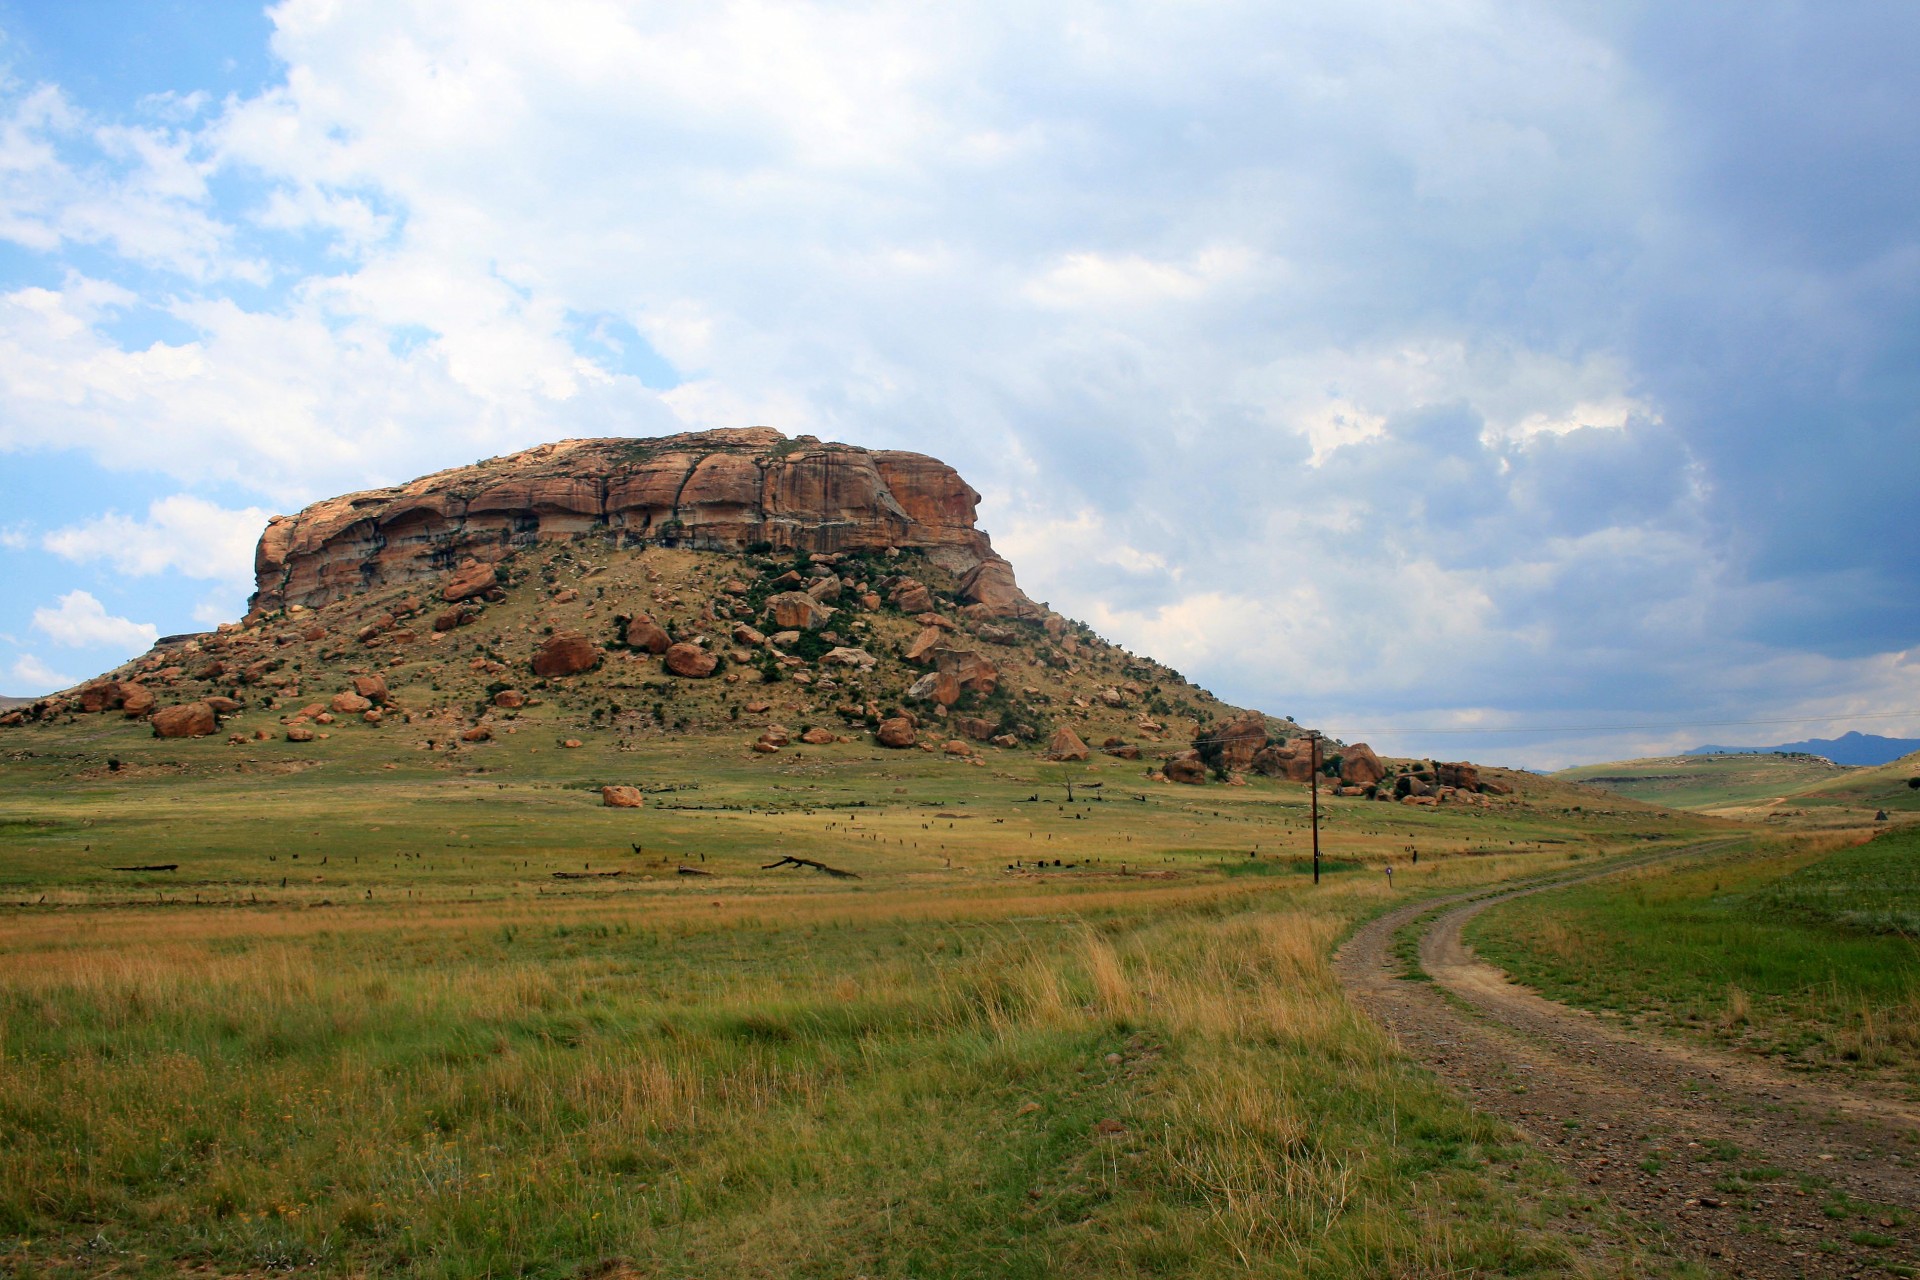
(248, 427, 1041, 620)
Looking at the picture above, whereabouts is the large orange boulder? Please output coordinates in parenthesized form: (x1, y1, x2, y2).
(622, 616, 672, 654)
(1339, 743, 1386, 788)
(904, 627, 943, 665)
(152, 702, 217, 738)
(664, 643, 718, 678)
(1208, 712, 1270, 771)
(442, 560, 497, 602)
(876, 717, 918, 748)
(1044, 727, 1089, 762)
(934, 648, 998, 694)
(532, 631, 601, 677)
(119, 684, 156, 718)
(351, 674, 389, 704)
(601, 785, 645, 808)
(889, 578, 935, 613)
(906, 671, 962, 707)
(956, 555, 1040, 619)
(954, 715, 996, 741)
(1164, 749, 1208, 784)
(331, 691, 372, 714)
(767, 591, 831, 631)
(78, 682, 127, 713)
(1436, 761, 1481, 791)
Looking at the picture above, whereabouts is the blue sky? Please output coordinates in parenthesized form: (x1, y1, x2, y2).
(1, 0, 1916, 769)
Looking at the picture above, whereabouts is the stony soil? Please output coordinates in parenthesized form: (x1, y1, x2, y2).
(1337, 852, 1920, 1278)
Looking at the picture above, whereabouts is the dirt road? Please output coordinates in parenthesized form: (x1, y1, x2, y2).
(1336, 852, 1920, 1277)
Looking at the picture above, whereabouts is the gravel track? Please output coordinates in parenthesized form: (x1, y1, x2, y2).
(1335, 849, 1920, 1277)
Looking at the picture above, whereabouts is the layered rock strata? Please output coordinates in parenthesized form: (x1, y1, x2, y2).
(249, 428, 1039, 619)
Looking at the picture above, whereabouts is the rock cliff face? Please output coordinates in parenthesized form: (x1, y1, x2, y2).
(249, 428, 1040, 619)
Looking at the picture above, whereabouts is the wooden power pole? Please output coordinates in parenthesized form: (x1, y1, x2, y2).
(1307, 731, 1321, 884)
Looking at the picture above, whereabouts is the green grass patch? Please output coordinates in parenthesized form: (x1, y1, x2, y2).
(1468, 830, 1920, 1074)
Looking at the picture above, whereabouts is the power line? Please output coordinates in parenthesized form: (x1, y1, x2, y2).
(1186, 707, 1920, 747)
(1342, 708, 1920, 738)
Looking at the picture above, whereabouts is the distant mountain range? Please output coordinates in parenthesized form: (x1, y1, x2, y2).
(1685, 731, 1920, 767)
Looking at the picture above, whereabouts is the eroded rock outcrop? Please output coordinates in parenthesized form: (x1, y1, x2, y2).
(249, 428, 1039, 620)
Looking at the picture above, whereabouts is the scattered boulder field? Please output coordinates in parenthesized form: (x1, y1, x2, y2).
(3, 426, 1518, 798)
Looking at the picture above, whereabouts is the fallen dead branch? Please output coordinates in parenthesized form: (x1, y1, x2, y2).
(761, 855, 860, 879)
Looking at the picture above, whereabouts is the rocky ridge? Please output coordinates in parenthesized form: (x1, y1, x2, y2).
(6, 429, 1522, 804)
(249, 427, 1038, 621)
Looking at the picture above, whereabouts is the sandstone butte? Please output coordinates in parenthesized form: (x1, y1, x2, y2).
(248, 427, 1041, 621)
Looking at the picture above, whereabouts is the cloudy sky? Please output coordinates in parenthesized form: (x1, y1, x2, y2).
(1, 0, 1916, 768)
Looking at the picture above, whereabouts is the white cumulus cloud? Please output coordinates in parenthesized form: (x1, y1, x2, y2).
(43, 495, 275, 584)
(31, 590, 158, 650)
(7, 653, 78, 693)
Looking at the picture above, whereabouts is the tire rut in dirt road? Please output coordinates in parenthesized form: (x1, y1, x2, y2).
(1336, 851, 1920, 1278)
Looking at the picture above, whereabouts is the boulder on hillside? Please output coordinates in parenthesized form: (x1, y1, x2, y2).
(1208, 711, 1270, 772)
(934, 647, 998, 693)
(1044, 727, 1089, 762)
(1252, 740, 1320, 783)
(622, 616, 672, 654)
(1340, 743, 1385, 788)
(442, 560, 497, 602)
(890, 578, 935, 613)
(601, 785, 645, 808)
(876, 717, 918, 748)
(120, 684, 156, 718)
(800, 727, 836, 745)
(532, 631, 601, 677)
(806, 575, 842, 602)
(906, 670, 963, 707)
(820, 646, 877, 669)
(904, 627, 943, 665)
(433, 607, 476, 632)
(767, 591, 831, 631)
(79, 682, 127, 714)
(285, 724, 315, 742)
(351, 674, 389, 704)
(152, 702, 217, 739)
(954, 715, 996, 741)
(1436, 761, 1481, 792)
(1164, 749, 1208, 784)
(731, 623, 767, 647)
(664, 642, 718, 678)
(331, 691, 372, 715)
(493, 689, 526, 708)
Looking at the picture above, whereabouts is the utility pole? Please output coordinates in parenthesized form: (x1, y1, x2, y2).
(1308, 731, 1321, 884)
